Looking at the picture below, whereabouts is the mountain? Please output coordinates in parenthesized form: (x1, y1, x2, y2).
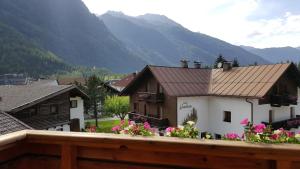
(241, 46, 300, 63)
(0, 0, 146, 73)
(100, 12, 268, 66)
(0, 21, 70, 77)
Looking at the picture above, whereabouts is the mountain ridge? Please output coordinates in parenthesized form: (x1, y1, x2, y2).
(100, 11, 269, 66)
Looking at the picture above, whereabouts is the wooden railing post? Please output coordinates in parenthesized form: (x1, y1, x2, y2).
(61, 144, 77, 169)
(276, 160, 291, 169)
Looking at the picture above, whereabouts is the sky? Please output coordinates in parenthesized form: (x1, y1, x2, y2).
(82, 0, 300, 48)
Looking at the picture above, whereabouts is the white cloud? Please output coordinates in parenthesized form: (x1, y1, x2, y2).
(82, 0, 300, 48)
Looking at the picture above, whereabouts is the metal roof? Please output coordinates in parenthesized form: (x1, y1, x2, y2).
(0, 111, 32, 135)
(0, 84, 87, 112)
(122, 63, 298, 98)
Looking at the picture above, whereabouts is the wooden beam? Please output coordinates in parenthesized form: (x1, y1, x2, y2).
(60, 144, 77, 169)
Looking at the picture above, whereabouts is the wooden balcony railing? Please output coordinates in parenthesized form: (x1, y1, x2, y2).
(128, 112, 169, 130)
(1, 130, 300, 168)
(1, 130, 300, 169)
(270, 94, 298, 107)
(263, 116, 300, 130)
(137, 92, 164, 103)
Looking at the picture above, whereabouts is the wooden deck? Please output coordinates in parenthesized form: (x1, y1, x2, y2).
(0, 130, 300, 169)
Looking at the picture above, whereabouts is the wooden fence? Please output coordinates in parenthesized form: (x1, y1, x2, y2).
(0, 130, 300, 169)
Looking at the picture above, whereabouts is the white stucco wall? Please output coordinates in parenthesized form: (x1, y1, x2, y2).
(70, 96, 85, 130)
(208, 97, 251, 136)
(177, 97, 209, 132)
(176, 89, 300, 137)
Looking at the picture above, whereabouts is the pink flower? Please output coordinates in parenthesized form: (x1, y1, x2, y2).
(225, 133, 239, 140)
(240, 118, 249, 126)
(112, 125, 120, 132)
(253, 123, 266, 133)
(286, 131, 293, 137)
(144, 122, 151, 129)
(166, 127, 175, 132)
(120, 120, 125, 125)
(271, 134, 279, 140)
(129, 121, 135, 125)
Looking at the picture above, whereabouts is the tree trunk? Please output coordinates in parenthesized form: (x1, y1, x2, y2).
(94, 100, 98, 127)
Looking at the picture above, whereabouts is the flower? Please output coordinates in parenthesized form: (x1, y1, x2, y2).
(166, 127, 174, 133)
(253, 123, 266, 133)
(295, 134, 300, 139)
(224, 133, 240, 140)
(144, 122, 151, 129)
(112, 125, 120, 132)
(178, 125, 184, 130)
(240, 118, 249, 126)
(186, 121, 195, 126)
(271, 134, 279, 140)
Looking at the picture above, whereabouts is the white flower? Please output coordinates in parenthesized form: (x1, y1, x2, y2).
(187, 121, 195, 126)
(120, 130, 126, 134)
(166, 132, 171, 136)
(178, 125, 184, 130)
(295, 134, 300, 138)
(273, 130, 281, 135)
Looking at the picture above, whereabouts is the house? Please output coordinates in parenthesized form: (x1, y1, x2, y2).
(0, 83, 88, 132)
(58, 76, 120, 94)
(108, 73, 137, 92)
(121, 62, 300, 137)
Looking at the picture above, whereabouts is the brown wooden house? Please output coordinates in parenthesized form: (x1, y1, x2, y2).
(0, 84, 88, 132)
(122, 63, 300, 135)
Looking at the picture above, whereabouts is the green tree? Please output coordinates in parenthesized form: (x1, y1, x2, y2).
(82, 75, 108, 127)
(214, 54, 226, 68)
(232, 58, 240, 67)
(104, 96, 129, 120)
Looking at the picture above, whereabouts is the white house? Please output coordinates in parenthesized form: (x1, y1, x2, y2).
(122, 62, 300, 138)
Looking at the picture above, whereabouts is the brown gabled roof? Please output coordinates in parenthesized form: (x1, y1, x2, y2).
(122, 63, 300, 98)
(0, 111, 32, 135)
(113, 73, 137, 88)
(0, 85, 88, 113)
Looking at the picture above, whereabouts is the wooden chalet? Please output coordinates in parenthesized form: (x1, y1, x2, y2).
(0, 84, 88, 132)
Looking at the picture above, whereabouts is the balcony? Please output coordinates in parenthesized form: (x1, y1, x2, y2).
(260, 94, 298, 107)
(137, 92, 164, 103)
(128, 112, 169, 130)
(263, 116, 300, 130)
(1, 130, 300, 169)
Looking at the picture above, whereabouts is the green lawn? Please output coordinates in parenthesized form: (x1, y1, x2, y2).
(85, 119, 126, 133)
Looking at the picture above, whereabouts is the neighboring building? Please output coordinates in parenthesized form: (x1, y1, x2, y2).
(0, 84, 88, 132)
(0, 74, 29, 85)
(0, 111, 32, 135)
(122, 62, 300, 137)
(58, 76, 120, 94)
(109, 73, 137, 92)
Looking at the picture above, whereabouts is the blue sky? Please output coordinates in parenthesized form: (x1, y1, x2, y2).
(82, 0, 300, 48)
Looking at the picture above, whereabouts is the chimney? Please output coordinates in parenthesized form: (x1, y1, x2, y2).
(223, 61, 232, 71)
(180, 59, 189, 68)
(194, 61, 201, 69)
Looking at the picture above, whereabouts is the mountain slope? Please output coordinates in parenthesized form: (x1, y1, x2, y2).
(241, 46, 300, 63)
(0, 22, 70, 77)
(0, 0, 146, 73)
(100, 12, 268, 66)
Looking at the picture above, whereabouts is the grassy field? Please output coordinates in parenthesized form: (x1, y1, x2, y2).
(85, 119, 126, 133)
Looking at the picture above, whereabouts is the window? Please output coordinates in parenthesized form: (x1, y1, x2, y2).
(269, 110, 274, 123)
(50, 105, 58, 114)
(290, 107, 295, 119)
(157, 105, 163, 118)
(223, 111, 231, 122)
(70, 100, 78, 108)
(215, 134, 222, 140)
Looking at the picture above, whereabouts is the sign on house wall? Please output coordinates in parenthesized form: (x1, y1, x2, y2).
(179, 102, 192, 110)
